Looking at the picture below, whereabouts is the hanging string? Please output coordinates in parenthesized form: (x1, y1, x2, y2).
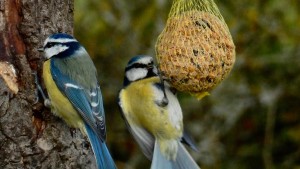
(169, 0, 224, 21)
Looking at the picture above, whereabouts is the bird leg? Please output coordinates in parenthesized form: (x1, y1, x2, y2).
(33, 72, 51, 108)
(158, 70, 169, 106)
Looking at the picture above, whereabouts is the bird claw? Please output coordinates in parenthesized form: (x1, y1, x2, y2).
(158, 71, 169, 105)
(44, 99, 51, 108)
(32, 71, 51, 108)
(161, 97, 169, 107)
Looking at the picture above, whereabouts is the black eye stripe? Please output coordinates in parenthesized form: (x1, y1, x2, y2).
(44, 41, 79, 49)
(125, 62, 153, 71)
(45, 42, 57, 48)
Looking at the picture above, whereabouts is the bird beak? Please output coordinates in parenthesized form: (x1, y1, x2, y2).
(37, 47, 44, 52)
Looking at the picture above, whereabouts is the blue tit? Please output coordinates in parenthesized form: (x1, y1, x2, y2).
(39, 33, 117, 169)
(118, 55, 200, 169)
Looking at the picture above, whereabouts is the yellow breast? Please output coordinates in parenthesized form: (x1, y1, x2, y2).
(43, 60, 85, 133)
(119, 77, 182, 140)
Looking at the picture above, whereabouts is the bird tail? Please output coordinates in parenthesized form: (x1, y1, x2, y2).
(172, 141, 200, 169)
(85, 123, 117, 169)
(151, 140, 200, 169)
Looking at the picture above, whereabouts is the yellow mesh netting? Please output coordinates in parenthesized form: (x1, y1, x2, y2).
(156, 0, 235, 99)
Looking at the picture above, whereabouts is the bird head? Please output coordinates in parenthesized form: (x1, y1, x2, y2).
(38, 33, 81, 59)
(123, 55, 158, 86)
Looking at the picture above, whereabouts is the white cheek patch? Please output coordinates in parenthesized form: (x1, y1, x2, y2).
(44, 45, 69, 59)
(126, 68, 148, 82)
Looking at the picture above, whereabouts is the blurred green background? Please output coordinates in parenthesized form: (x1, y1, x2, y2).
(74, 0, 300, 168)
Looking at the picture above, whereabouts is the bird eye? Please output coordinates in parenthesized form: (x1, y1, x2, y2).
(45, 42, 56, 48)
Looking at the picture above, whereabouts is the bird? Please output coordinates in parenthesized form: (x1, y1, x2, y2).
(38, 33, 117, 169)
(118, 55, 200, 169)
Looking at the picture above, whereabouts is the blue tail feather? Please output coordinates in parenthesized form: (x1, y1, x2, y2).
(85, 123, 117, 169)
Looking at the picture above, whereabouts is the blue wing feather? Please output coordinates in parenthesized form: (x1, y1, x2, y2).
(50, 59, 117, 169)
(50, 59, 106, 141)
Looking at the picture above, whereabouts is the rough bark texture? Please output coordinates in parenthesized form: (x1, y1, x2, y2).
(0, 0, 96, 168)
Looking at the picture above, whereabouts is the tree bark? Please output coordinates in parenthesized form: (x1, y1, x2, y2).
(0, 0, 96, 168)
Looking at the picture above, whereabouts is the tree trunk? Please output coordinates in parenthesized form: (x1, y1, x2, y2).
(0, 0, 96, 168)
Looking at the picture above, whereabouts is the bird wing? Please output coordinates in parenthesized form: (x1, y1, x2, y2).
(50, 59, 106, 141)
(125, 121, 155, 160)
(118, 90, 155, 160)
